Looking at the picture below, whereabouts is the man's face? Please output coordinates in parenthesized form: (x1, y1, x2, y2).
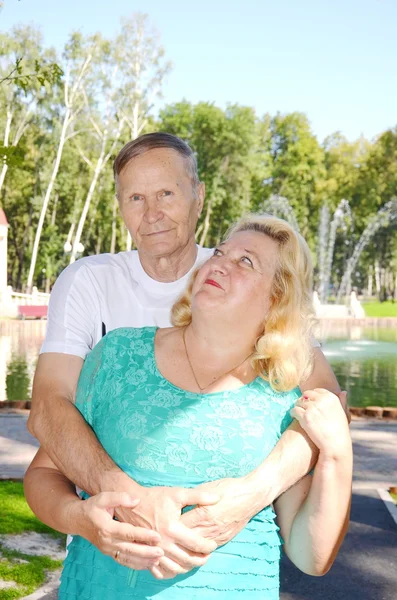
(116, 148, 204, 258)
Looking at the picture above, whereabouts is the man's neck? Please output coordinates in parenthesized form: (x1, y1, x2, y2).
(139, 242, 198, 283)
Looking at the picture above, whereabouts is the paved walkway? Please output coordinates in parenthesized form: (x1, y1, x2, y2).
(1, 413, 396, 599)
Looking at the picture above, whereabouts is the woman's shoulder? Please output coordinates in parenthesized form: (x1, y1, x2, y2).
(87, 327, 157, 363)
(252, 378, 301, 408)
(104, 326, 157, 343)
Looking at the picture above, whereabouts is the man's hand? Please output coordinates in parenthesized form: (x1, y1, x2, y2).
(72, 492, 164, 569)
(113, 483, 219, 579)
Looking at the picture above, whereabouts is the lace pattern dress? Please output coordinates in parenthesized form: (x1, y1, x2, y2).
(59, 327, 301, 599)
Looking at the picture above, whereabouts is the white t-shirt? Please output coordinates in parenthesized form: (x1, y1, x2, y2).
(41, 246, 213, 358)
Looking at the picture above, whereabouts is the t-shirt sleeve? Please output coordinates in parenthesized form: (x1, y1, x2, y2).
(40, 263, 100, 359)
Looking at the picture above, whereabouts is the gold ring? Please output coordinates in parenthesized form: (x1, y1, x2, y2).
(115, 550, 120, 561)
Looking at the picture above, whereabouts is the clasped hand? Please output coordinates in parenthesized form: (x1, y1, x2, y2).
(79, 479, 254, 580)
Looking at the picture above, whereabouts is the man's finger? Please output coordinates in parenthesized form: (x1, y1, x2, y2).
(111, 521, 162, 545)
(117, 541, 164, 560)
(290, 406, 306, 421)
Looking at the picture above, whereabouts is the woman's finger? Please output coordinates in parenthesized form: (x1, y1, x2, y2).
(95, 491, 140, 510)
(168, 521, 217, 554)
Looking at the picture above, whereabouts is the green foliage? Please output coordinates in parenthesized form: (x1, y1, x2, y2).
(5, 355, 30, 401)
(0, 549, 62, 600)
(0, 19, 396, 294)
(0, 481, 64, 599)
(362, 301, 397, 317)
(0, 481, 64, 536)
(0, 57, 63, 91)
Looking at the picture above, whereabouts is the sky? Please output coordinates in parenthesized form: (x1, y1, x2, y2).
(1, 0, 396, 143)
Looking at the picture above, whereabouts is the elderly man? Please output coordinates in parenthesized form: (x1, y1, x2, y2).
(26, 132, 341, 578)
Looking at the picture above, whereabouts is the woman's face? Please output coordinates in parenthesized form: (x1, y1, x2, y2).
(192, 230, 280, 331)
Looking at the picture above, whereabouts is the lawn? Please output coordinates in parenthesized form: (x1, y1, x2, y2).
(0, 481, 65, 600)
(363, 301, 397, 317)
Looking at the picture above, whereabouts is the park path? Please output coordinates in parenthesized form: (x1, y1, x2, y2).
(0, 412, 396, 600)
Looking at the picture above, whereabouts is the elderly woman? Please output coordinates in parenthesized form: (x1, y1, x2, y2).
(25, 214, 352, 599)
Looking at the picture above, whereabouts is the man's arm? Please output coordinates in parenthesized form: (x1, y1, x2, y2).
(28, 352, 125, 496)
(28, 352, 218, 573)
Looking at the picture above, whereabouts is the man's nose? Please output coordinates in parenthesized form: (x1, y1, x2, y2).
(143, 198, 163, 224)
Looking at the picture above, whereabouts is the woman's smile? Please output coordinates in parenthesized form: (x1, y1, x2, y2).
(204, 278, 223, 289)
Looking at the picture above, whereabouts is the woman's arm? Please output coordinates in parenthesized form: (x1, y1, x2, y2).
(274, 388, 353, 576)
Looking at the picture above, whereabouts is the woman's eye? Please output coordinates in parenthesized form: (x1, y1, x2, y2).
(241, 255, 253, 267)
(213, 248, 222, 257)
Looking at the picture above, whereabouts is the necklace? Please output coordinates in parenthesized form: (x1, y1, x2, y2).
(182, 327, 252, 393)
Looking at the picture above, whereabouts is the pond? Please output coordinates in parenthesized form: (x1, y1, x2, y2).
(0, 319, 396, 407)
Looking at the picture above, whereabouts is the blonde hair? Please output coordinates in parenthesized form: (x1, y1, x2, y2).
(171, 213, 316, 392)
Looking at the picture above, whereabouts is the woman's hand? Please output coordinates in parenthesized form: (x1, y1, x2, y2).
(70, 492, 165, 570)
(290, 388, 351, 458)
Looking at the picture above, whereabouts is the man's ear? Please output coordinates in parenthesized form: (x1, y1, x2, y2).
(197, 182, 205, 216)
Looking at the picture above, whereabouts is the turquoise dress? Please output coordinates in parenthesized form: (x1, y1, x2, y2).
(59, 327, 301, 600)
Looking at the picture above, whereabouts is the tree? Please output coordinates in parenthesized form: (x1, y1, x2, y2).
(70, 13, 171, 261)
(0, 25, 60, 193)
(26, 32, 99, 291)
(158, 101, 260, 246)
(266, 112, 327, 244)
(116, 13, 171, 250)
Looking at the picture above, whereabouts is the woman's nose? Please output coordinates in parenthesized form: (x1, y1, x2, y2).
(212, 257, 229, 275)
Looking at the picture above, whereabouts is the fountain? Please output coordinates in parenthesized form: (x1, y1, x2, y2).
(336, 199, 397, 303)
(260, 195, 397, 318)
(259, 195, 301, 233)
(318, 199, 352, 303)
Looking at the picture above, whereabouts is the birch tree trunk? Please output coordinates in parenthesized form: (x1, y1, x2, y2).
(26, 54, 92, 291)
(0, 109, 13, 193)
(199, 196, 214, 247)
(69, 149, 105, 264)
(26, 105, 71, 291)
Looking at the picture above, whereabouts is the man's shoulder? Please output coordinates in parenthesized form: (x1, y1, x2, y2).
(197, 246, 213, 260)
(58, 251, 137, 281)
(70, 251, 137, 271)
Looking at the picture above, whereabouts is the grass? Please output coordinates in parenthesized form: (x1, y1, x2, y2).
(390, 491, 397, 505)
(0, 481, 65, 599)
(363, 301, 397, 317)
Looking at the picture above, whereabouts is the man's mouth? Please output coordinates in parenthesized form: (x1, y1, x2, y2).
(144, 229, 171, 237)
(205, 279, 223, 289)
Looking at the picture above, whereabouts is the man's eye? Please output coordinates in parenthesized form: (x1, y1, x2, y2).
(131, 194, 143, 202)
(161, 190, 173, 197)
(241, 256, 253, 266)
